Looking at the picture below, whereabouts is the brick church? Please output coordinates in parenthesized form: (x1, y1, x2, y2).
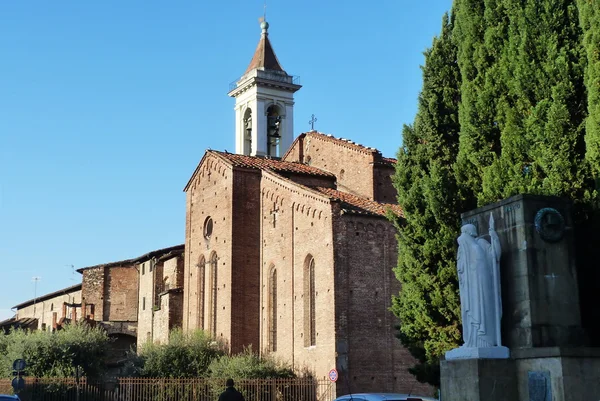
(181, 20, 430, 395)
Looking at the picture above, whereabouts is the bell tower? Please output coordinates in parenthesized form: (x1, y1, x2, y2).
(228, 20, 301, 157)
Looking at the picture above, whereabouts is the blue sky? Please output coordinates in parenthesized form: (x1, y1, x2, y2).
(0, 0, 453, 320)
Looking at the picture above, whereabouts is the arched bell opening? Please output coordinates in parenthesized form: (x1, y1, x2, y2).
(243, 108, 253, 155)
(266, 105, 282, 157)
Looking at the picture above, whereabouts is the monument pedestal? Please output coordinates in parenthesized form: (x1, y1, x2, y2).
(445, 346, 510, 360)
(511, 347, 600, 401)
(441, 348, 600, 401)
(440, 358, 517, 401)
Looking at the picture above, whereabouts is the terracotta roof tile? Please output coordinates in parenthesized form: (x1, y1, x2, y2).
(314, 187, 403, 218)
(212, 151, 335, 178)
(244, 33, 285, 75)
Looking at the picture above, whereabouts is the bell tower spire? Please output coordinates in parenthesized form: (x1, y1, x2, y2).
(228, 18, 301, 157)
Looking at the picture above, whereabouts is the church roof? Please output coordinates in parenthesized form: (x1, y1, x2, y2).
(283, 132, 396, 167)
(315, 187, 403, 218)
(244, 24, 285, 75)
(211, 150, 335, 178)
(13, 283, 82, 309)
(76, 244, 184, 273)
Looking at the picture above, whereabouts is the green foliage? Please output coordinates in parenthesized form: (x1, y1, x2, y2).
(391, 11, 463, 387)
(480, 0, 590, 204)
(453, 0, 506, 204)
(208, 347, 296, 380)
(0, 323, 111, 379)
(132, 328, 227, 378)
(579, 0, 600, 177)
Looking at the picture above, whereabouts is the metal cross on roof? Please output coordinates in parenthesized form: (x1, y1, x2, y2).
(309, 114, 317, 131)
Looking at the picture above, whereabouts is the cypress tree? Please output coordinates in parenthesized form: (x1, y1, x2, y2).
(391, 11, 462, 387)
(481, 0, 589, 203)
(579, 0, 600, 177)
(577, 0, 600, 345)
(453, 0, 508, 205)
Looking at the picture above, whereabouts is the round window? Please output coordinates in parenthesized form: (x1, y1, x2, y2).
(204, 217, 213, 239)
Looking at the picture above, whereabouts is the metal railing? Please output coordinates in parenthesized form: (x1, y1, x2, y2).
(0, 377, 334, 401)
(229, 72, 301, 92)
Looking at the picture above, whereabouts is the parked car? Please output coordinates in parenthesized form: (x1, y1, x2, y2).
(0, 396, 20, 401)
(334, 393, 438, 401)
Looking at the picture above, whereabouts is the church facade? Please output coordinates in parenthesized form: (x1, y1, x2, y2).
(182, 20, 429, 395)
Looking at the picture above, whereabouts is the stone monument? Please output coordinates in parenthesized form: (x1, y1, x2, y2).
(440, 194, 600, 401)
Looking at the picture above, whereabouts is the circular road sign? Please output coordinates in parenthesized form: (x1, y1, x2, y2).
(328, 368, 338, 382)
(12, 359, 26, 372)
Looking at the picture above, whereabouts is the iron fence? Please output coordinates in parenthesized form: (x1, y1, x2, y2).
(0, 377, 334, 401)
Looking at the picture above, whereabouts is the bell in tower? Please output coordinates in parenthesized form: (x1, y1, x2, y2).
(267, 105, 282, 157)
(228, 19, 301, 157)
(243, 108, 253, 155)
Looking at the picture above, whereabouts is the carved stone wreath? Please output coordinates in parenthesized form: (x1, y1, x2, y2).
(534, 207, 565, 243)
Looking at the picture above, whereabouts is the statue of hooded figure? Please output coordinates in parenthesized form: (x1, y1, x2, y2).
(456, 213, 502, 348)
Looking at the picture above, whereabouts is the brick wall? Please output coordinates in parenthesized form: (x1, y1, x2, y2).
(230, 169, 261, 353)
(183, 154, 234, 344)
(260, 171, 337, 380)
(373, 164, 396, 203)
(103, 265, 138, 322)
(284, 134, 376, 200)
(334, 215, 432, 396)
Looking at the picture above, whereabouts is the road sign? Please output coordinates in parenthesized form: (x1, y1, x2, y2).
(11, 377, 24, 391)
(328, 368, 338, 382)
(12, 359, 26, 372)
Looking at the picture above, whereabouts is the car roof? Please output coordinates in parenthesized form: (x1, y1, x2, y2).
(334, 393, 438, 401)
(0, 396, 20, 400)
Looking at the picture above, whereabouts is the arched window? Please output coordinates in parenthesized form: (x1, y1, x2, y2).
(207, 252, 218, 337)
(268, 266, 278, 352)
(303, 255, 316, 346)
(197, 256, 205, 329)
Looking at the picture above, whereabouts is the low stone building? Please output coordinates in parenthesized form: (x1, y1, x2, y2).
(6, 283, 82, 332)
(136, 245, 185, 345)
(76, 244, 184, 362)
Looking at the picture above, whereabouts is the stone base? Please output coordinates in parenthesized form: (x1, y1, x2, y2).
(441, 347, 600, 401)
(445, 346, 510, 360)
(440, 358, 517, 401)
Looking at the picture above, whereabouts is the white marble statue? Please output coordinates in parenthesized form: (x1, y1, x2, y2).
(446, 213, 509, 360)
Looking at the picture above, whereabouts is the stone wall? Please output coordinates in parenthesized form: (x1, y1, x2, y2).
(153, 289, 184, 344)
(137, 260, 155, 345)
(16, 288, 82, 331)
(82, 266, 105, 321)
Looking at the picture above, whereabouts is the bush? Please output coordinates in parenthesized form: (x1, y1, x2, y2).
(133, 329, 227, 378)
(208, 347, 295, 380)
(0, 322, 111, 379)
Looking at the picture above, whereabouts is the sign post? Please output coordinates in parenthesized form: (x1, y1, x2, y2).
(11, 359, 27, 394)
